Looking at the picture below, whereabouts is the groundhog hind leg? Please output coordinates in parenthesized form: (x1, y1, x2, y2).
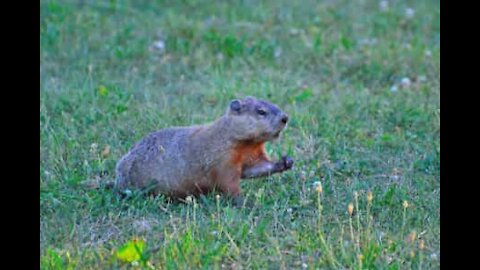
(241, 156, 294, 179)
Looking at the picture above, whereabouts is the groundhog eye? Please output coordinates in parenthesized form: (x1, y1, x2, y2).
(257, 108, 267, 116)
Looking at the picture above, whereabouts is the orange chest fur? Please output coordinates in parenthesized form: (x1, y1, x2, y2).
(229, 142, 265, 168)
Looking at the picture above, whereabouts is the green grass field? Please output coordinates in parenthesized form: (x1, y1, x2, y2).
(40, 0, 440, 269)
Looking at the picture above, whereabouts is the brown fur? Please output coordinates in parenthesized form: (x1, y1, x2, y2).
(114, 96, 293, 205)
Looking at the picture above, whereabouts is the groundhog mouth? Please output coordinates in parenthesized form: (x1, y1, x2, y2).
(272, 130, 282, 139)
(258, 129, 283, 141)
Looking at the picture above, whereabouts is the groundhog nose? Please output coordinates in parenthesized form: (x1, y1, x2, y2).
(281, 114, 288, 124)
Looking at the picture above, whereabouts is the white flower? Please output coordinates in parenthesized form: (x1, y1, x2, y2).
(379, 1, 389, 11)
(153, 40, 165, 51)
(405, 8, 415, 18)
(301, 263, 308, 269)
(390, 85, 398, 92)
(401, 77, 411, 87)
(274, 47, 282, 58)
(287, 208, 293, 214)
(90, 143, 98, 151)
(378, 231, 385, 241)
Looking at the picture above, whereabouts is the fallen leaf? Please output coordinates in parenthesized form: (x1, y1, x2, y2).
(116, 238, 145, 263)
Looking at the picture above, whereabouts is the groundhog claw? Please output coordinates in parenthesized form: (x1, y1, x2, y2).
(282, 156, 294, 170)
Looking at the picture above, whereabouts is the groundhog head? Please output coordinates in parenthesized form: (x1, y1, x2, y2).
(227, 96, 289, 142)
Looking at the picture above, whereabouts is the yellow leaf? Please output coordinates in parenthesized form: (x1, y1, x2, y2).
(98, 85, 108, 97)
(116, 238, 145, 263)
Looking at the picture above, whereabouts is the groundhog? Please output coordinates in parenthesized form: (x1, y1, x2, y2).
(114, 96, 293, 205)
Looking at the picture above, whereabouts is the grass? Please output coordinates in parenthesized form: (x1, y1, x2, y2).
(40, 0, 440, 269)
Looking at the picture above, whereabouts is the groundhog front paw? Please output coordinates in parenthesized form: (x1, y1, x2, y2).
(281, 156, 294, 170)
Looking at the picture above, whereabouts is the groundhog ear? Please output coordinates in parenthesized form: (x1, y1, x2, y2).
(229, 99, 242, 113)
